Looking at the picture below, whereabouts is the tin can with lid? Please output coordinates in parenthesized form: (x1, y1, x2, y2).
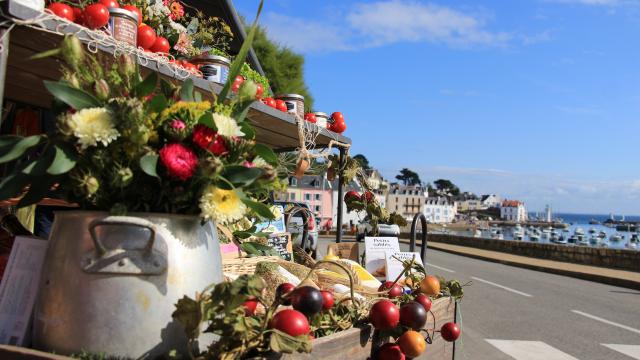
(276, 94, 305, 119)
(313, 112, 330, 129)
(190, 55, 231, 84)
(108, 8, 138, 47)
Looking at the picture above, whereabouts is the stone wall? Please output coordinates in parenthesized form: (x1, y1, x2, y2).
(426, 233, 640, 272)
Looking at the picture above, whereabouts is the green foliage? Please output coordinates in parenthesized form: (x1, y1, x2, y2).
(433, 179, 460, 196)
(252, 25, 314, 111)
(396, 168, 422, 186)
(352, 154, 371, 170)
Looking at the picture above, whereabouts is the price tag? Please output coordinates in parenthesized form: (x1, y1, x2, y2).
(385, 251, 424, 282)
(254, 205, 286, 233)
(364, 237, 400, 279)
(267, 233, 293, 261)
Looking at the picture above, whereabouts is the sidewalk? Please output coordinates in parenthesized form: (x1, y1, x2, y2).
(408, 240, 640, 290)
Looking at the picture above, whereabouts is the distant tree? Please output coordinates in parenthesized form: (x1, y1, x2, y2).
(433, 179, 460, 196)
(395, 168, 422, 186)
(353, 154, 371, 170)
(251, 25, 314, 111)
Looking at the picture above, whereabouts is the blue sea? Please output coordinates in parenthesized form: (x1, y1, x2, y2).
(451, 213, 640, 251)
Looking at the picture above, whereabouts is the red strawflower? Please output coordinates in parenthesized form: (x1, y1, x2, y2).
(159, 143, 198, 181)
(192, 124, 228, 156)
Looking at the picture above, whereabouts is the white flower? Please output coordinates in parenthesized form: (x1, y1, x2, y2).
(199, 186, 247, 224)
(169, 21, 187, 33)
(252, 156, 268, 168)
(68, 107, 119, 149)
(213, 113, 244, 137)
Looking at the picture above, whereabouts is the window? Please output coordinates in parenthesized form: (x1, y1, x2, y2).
(290, 177, 297, 186)
(315, 194, 321, 201)
(315, 205, 321, 212)
(290, 193, 296, 200)
(304, 194, 311, 201)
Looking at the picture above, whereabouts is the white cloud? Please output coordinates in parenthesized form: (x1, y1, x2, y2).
(346, 1, 511, 48)
(261, 13, 352, 53)
(259, 1, 511, 53)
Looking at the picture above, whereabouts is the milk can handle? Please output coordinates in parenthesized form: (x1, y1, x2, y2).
(88, 216, 157, 256)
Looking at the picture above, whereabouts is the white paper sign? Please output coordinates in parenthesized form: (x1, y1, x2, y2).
(364, 237, 400, 279)
(0, 236, 48, 346)
(385, 252, 424, 282)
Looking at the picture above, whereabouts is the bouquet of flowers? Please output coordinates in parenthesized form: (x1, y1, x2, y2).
(0, 29, 281, 228)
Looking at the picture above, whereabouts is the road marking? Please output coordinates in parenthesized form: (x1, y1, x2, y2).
(602, 344, 640, 359)
(486, 340, 579, 360)
(470, 276, 532, 297)
(571, 310, 640, 335)
(425, 262, 456, 273)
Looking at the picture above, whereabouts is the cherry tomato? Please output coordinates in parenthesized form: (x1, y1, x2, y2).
(271, 309, 310, 337)
(99, 0, 119, 8)
(420, 275, 441, 296)
(47, 3, 75, 22)
(398, 330, 426, 358)
(122, 5, 142, 25)
(72, 7, 84, 24)
(234, 75, 245, 84)
(83, 4, 109, 29)
(263, 97, 277, 108)
(243, 297, 258, 316)
(275, 99, 288, 112)
(331, 111, 344, 123)
(369, 300, 400, 331)
(291, 286, 323, 316)
(304, 113, 317, 123)
(275, 282, 295, 305)
(377, 343, 405, 360)
(150, 36, 170, 54)
(400, 301, 427, 330)
(415, 294, 432, 312)
(255, 84, 264, 100)
(344, 190, 360, 202)
(441, 322, 461, 342)
(137, 24, 156, 50)
(320, 290, 334, 310)
(378, 281, 403, 299)
(331, 119, 346, 134)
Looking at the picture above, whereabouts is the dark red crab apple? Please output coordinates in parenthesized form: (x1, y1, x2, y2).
(399, 301, 427, 330)
(344, 190, 360, 202)
(379, 281, 403, 299)
(369, 300, 400, 331)
(320, 290, 334, 310)
(414, 294, 432, 312)
(441, 322, 461, 342)
(376, 343, 405, 360)
(243, 297, 258, 316)
(291, 286, 323, 316)
(275, 282, 296, 305)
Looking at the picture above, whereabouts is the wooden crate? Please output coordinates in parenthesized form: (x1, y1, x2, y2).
(261, 296, 458, 360)
(0, 298, 457, 360)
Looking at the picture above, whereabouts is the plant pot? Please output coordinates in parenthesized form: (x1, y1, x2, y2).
(32, 211, 223, 358)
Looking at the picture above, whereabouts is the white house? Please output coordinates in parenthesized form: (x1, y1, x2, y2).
(481, 194, 501, 208)
(500, 200, 527, 222)
(423, 197, 457, 223)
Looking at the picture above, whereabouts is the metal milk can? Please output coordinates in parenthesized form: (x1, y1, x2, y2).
(32, 211, 223, 358)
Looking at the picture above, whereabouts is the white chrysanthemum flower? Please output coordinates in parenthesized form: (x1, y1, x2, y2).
(270, 205, 283, 220)
(213, 113, 244, 137)
(68, 107, 119, 149)
(252, 156, 268, 168)
(199, 186, 247, 224)
(169, 21, 187, 33)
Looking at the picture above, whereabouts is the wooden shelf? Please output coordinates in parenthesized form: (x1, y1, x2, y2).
(2, 0, 351, 151)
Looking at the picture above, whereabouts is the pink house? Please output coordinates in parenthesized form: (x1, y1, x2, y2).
(283, 176, 333, 226)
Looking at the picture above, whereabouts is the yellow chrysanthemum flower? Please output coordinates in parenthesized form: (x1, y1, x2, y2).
(199, 186, 247, 224)
(68, 107, 119, 149)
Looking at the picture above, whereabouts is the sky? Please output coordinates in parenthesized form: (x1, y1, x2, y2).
(234, 0, 640, 214)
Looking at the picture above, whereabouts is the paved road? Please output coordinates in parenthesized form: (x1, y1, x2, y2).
(317, 236, 640, 360)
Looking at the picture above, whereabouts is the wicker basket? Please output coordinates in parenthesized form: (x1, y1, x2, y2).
(222, 256, 281, 276)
